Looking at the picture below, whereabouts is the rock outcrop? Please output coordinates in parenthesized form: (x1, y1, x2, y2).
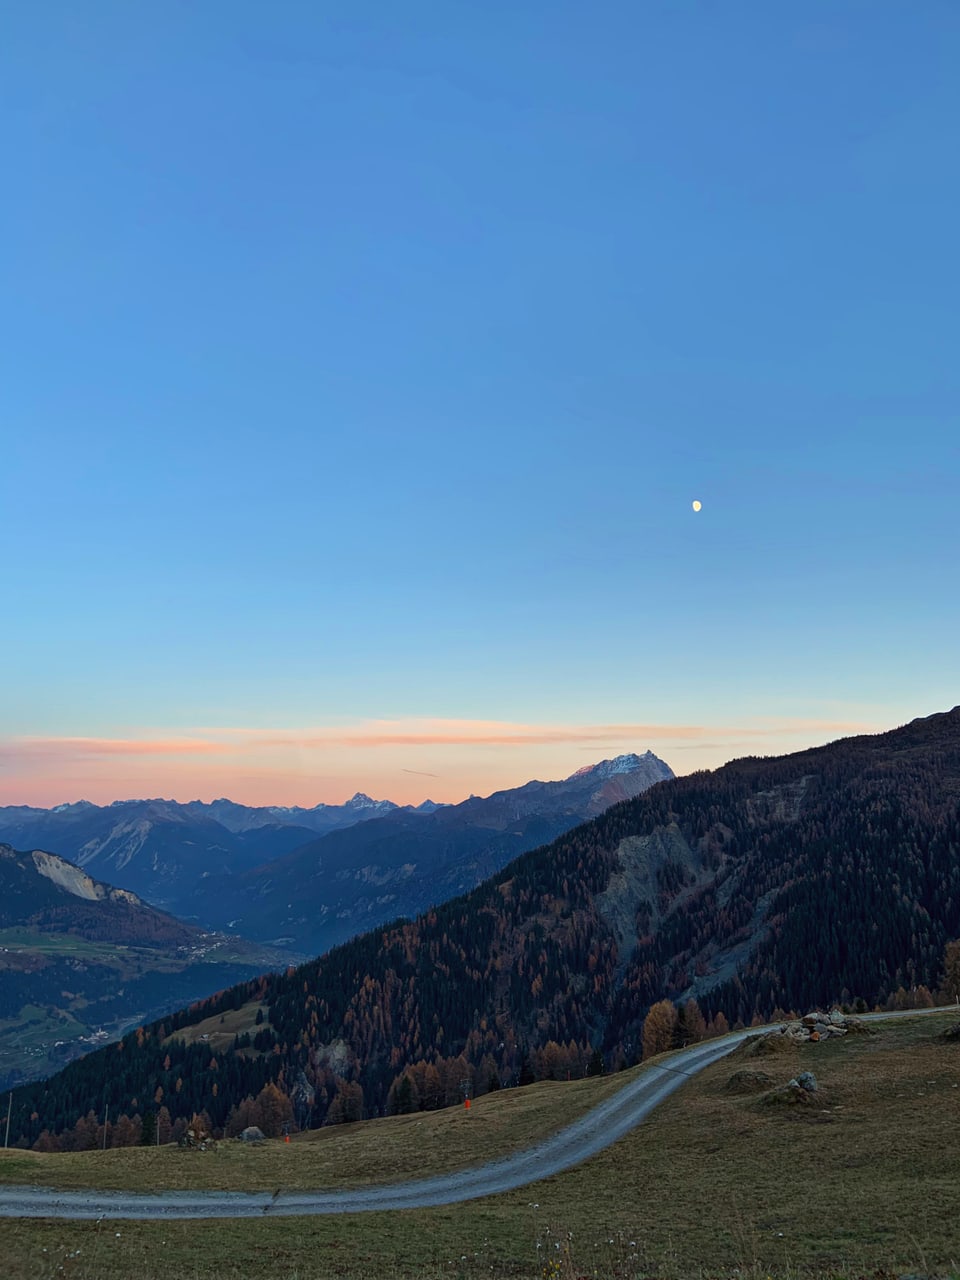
(753, 1008, 875, 1048)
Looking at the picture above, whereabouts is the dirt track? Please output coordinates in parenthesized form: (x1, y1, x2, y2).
(0, 1009, 945, 1220)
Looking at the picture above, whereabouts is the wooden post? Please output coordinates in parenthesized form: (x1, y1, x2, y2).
(4, 1092, 11, 1149)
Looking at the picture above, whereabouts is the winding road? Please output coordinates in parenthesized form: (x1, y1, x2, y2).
(0, 1008, 950, 1220)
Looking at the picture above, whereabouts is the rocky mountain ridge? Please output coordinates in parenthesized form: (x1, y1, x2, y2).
(194, 751, 675, 952)
(0, 753, 675, 955)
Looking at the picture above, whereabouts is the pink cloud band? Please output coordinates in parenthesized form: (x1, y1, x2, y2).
(0, 716, 886, 808)
(2, 716, 878, 760)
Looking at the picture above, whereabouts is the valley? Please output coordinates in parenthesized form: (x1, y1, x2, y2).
(0, 847, 296, 1090)
(0, 754, 673, 955)
(0, 753, 673, 1086)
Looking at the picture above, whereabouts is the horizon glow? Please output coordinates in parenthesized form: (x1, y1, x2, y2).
(2, 6, 958, 806)
(0, 713, 907, 808)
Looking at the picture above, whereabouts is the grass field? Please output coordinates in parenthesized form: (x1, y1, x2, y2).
(160, 1000, 270, 1055)
(1, 1010, 958, 1280)
(0, 928, 137, 959)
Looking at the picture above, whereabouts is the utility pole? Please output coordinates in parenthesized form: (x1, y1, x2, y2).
(4, 1092, 11, 1149)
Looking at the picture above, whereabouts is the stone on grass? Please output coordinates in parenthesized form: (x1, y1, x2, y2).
(761, 1082, 810, 1106)
(725, 1069, 775, 1094)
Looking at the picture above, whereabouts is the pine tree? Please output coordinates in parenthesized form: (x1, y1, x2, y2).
(140, 1111, 156, 1146)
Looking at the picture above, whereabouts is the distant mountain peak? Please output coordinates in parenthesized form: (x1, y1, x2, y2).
(108, 797, 171, 808)
(345, 793, 397, 812)
(568, 752, 660, 781)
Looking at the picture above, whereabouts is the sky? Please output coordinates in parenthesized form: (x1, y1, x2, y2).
(2, 3, 958, 808)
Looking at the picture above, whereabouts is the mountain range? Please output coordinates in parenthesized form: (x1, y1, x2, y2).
(0, 752, 673, 1088)
(194, 751, 675, 953)
(0, 794, 394, 910)
(0, 752, 674, 956)
(8, 708, 960, 1147)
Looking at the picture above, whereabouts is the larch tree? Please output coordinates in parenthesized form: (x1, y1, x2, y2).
(642, 1000, 678, 1059)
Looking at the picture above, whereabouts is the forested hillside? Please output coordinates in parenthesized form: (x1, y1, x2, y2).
(9, 708, 960, 1149)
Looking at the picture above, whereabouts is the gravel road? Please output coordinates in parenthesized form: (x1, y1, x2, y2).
(0, 1007, 949, 1220)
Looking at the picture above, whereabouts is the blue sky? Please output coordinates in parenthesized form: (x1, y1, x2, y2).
(2, 3, 958, 805)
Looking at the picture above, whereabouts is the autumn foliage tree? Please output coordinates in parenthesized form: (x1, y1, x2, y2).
(255, 1083, 293, 1138)
(678, 998, 706, 1044)
(642, 1000, 678, 1059)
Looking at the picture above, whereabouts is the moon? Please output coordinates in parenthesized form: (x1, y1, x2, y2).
(692, 500, 702, 512)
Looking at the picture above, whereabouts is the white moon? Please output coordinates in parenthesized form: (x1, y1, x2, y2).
(692, 500, 702, 512)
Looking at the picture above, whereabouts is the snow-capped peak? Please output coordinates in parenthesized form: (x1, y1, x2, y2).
(569, 753, 647, 781)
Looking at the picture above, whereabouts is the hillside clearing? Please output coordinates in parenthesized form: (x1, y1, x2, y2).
(160, 1000, 269, 1053)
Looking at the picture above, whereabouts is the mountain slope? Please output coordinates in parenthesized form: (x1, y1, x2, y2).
(0, 755, 674, 953)
(0, 795, 420, 912)
(0, 800, 320, 910)
(200, 751, 674, 952)
(9, 709, 960, 1144)
(0, 845, 292, 1090)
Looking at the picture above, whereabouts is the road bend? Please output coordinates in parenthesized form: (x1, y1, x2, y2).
(0, 1007, 950, 1220)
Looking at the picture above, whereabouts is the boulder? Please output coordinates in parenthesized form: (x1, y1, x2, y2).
(726, 1069, 775, 1094)
(239, 1126, 266, 1143)
(795, 1071, 818, 1092)
(761, 1082, 810, 1106)
(842, 1017, 876, 1035)
(745, 1031, 795, 1057)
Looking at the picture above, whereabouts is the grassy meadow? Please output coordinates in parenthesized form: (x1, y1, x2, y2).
(1, 1010, 958, 1280)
